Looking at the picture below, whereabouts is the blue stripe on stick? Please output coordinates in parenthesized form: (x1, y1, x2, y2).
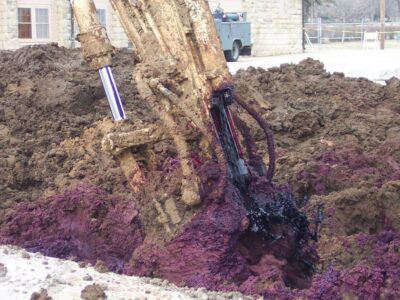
(105, 67, 125, 119)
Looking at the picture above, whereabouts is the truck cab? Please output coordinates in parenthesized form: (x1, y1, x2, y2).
(213, 9, 252, 62)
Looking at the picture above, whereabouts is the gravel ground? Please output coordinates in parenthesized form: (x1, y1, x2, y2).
(0, 246, 253, 300)
(229, 42, 400, 83)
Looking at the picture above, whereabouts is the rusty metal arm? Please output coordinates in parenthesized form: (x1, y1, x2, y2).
(70, 0, 126, 121)
(70, 0, 113, 70)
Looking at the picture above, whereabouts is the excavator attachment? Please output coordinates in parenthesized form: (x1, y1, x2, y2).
(210, 87, 248, 190)
(70, 0, 275, 239)
(71, 0, 126, 121)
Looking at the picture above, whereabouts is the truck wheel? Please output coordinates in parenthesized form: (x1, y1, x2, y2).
(225, 41, 240, 62)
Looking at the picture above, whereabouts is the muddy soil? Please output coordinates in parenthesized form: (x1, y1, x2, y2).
(0, 43, 153, 208)
(0, 44, 399, 298)
(234, 61, 400, 298)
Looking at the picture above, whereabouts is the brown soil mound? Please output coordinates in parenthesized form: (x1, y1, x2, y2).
(234, 61, 400, 233)
(233, 62, 400, 297)
(1, 44, 400, 298)
(0, 44, 149, 211)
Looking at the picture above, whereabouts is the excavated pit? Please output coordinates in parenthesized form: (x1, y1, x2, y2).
(0, 44, 400, 298)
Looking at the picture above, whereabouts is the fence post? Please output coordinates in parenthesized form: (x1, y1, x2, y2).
(318, 18, 322, 45)
(380, 0, 385, 49)
(361, 18, 364, 42)
(341, 20, 345, 43)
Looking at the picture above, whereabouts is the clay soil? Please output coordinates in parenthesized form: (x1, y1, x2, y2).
(1, 44, 400, 298)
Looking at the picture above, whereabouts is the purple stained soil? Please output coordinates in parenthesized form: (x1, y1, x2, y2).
(297, 145, 400, 195)
(2, 45, 400, 297)
(0, 185, 143, 273)
(0, 156, 397, 297)
(127, 180, 317, 295)
(0, 161, 319, 296)
(4, 155, 399, 298)
(263, 231, 400, 299)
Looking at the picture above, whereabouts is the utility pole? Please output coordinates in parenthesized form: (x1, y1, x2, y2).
(380, 0, 385, 49)
(302, 0, 305, 51)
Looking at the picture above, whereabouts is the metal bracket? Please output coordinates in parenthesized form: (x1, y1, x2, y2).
(210, 86, 249, 192)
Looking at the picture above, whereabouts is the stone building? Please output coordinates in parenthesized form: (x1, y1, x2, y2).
(209, 0, 303, 56)
(0, 0, 129, 50)
(0, 0, 303, 56)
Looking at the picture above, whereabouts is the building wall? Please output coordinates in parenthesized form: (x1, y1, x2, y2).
(208, 0, 303, 56)
(208, 0, 243, 12)
(0, 0, 18, 50)
(243, 0, 303, 56)
(0, 0, 303, 57)
(0, 0, 129, 50)
(109, 7, 129, 47)
(92, 0, 129, 48)
(54, 0, 73, 48)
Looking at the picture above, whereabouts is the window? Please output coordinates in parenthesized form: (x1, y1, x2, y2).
(36, 8, 49, 39)
(96, 9, 106, 28)
(18, 8, 32, 39)
(17, 7, 50, 40)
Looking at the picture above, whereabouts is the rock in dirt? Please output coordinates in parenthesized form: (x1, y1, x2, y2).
(0, 263, 7, 277)
(83, 274, 93, 281)
(80, 284, 107, 300)
(30, 288, 53, 300)
(94, 261, 109, 274)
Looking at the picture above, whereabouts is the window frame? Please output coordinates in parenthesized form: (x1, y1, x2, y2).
(96, 8, 107, 29)
(17, 8, 33, 39)
(17, 3, 52, 44)
(93, 0, 112, 37)
(35, 8, 50, 39)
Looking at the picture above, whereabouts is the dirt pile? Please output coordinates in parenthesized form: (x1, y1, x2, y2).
(0, 185, 143, 273)
(0, 43, 149, 207)
(234, 61, 400, 298)
(0, 44, 399, 298)
(234, 60, 400, 196)
(234, 62, 400, 232)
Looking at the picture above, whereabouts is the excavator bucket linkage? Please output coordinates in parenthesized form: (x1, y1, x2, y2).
(70, 0, 275, 238)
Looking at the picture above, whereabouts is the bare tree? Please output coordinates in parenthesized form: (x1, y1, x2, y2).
(394, 0, 400, 13)
(386, 0, 400, 20)
(317, 0, 371, 21)
(315, 0, 400, 22)
(304, 0, 333, 20)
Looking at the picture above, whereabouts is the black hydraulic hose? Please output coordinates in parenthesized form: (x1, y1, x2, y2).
(235, 95, 276, 183)
(232, 113, 267, 178)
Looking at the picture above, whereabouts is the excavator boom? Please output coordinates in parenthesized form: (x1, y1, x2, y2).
(70, 0, 275, 241)
(70, 0, 253, 190)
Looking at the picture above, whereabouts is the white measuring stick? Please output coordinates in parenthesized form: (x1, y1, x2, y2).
(98, 66, 126, 121)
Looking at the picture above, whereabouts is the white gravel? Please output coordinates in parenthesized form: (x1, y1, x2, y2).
(0, 245, 253, 300)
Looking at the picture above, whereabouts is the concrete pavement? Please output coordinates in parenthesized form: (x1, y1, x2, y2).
(228, 43, 400, 84)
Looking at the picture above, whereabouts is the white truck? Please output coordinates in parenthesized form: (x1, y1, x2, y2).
(213, 10, 252, 62)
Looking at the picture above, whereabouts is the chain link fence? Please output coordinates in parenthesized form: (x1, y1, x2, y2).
(304, 19, 400, 45)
